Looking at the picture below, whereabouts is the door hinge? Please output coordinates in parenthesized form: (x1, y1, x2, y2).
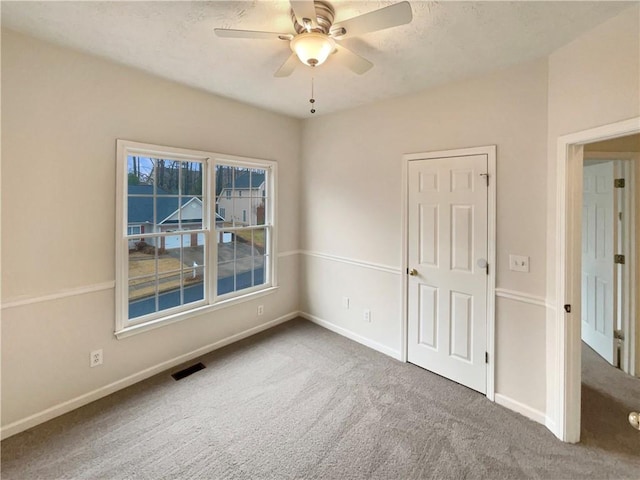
(614, 254, 625, 265)
(485, 352, 489, 364)
(614, 178, 625, 188)
(564, 304, 571, 313)
(480, 173, 489, 186)
(614, 329, 625, 341)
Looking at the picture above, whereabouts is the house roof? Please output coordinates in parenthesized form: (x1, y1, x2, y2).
(224, 172, 265, 190)
(128, 185, 200, 224)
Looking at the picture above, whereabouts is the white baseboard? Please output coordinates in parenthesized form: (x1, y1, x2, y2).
(300, 311, 402, 361)
(494, 393, 547, 426)
(1, 312, 299, 440)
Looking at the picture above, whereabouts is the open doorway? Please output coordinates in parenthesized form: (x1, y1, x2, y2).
(579, 136, 639, 452)
(555, 117, 640, 444)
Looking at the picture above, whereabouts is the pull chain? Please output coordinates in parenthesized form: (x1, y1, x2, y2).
(309, 77, 316, 114)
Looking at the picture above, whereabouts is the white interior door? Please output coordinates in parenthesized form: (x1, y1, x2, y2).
(581, 160, 616, 365)
(407, 155, 488, 394)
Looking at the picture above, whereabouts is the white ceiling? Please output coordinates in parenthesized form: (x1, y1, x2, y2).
(1, 1, 632, 119)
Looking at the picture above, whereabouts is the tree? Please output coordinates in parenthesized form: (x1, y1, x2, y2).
(148, 159, 204, 195)
(128, 172, 140, 185)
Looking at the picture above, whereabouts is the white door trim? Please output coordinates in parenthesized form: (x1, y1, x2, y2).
(401, 145, 496, 401)
(555, 116, 640, 443)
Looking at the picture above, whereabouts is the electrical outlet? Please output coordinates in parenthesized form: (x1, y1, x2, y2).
(257, 305, 264, 316)
(364, 309, 371, 323)
(90, 349, 103, 367)
(509, 254, 530, 272)
(342, 297, 350, 309)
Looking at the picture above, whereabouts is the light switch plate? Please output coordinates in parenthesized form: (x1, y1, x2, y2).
(509, 254, 529, 272)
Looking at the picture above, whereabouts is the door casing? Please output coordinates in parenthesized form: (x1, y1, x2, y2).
(401, 145, 497, 401)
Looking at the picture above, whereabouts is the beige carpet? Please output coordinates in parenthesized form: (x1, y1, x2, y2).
(2, 319, 639, 479)
(581, 341, 640, 457)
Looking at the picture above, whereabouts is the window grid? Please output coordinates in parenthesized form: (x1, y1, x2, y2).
(125, 152, 208, 324)
(214, 163, 271, 299)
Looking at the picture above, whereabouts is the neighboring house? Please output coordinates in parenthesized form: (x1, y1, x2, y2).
(128, 185, 224, 249)
(216, 172, 265, 226)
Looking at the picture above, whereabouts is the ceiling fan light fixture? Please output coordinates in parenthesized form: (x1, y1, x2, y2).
(290, 32, 335, 67)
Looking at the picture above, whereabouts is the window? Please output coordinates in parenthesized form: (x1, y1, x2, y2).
(215, 163, 272, 297)
(116, 140, 276, 336)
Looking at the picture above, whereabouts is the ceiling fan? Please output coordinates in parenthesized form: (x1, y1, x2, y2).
(214, 0, 413, 77)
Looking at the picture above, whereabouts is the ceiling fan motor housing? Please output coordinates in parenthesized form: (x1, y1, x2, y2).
(291, 1, 335, 34)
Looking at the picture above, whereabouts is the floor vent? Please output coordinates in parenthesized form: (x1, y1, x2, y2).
(171, 362, 206, 381)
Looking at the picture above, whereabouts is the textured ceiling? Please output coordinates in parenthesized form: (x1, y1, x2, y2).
(1, 1, 633, 118)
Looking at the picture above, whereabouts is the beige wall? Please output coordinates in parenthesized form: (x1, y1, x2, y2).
(300, 58, 549, 412)
(546, 5, 640, 299)
(545, 5, 640, 422)
(586, 134, 640, 153)
(1, 29, 302, 427)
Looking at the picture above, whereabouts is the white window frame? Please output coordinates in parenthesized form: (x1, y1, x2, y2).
(115, 140, 278, 339)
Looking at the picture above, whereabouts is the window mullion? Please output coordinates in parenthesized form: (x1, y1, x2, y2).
(154, 243, 160, 315)
(233, 231, 237, 293)
(252, 229, 256, 288)
(207, 159, 216, 302)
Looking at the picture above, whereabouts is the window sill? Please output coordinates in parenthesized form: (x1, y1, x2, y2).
(114, 286, 279, 339)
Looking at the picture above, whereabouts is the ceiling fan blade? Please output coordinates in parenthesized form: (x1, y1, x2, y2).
(214, 28, 293, 41)
(334, 45, 373, 75)
(330, 1, 412, 39)
(290, 0, 318, 29)
(274, 53, 299, 78)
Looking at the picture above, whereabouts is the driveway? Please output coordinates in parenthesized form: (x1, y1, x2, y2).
(167, 242, 264, 278)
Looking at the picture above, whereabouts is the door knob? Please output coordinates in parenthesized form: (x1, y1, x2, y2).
(630, 412, 640, 430)
(409, 268, 418, 276)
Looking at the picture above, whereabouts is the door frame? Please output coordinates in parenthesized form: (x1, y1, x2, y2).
(400, 145, 497, 401)
(555, 116, 639, 443)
